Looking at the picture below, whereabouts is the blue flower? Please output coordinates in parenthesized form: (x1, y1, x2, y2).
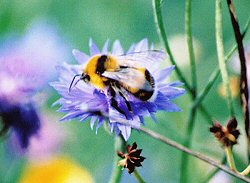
(0, 101, 40, 148)
(0, 22, 69, 148)
(51, 39, 185, 140)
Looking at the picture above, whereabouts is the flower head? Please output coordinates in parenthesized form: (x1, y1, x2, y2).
(0, 23, 68, 148)
(210, 118, 240, 147)
(19, 157, 94, 183)
(51, 39, 185, 140)
(0, 102, 40, 148)
(117, 142, 145, 174)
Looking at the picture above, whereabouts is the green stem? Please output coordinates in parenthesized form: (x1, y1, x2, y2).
(241, 165, 250, 175)
(152, 0, 212, 123)
(134, 170, 146, 183)
(186, 0, 197, 95)
(180, 1, 198, 182)
(192, 45, 236, 114)
(225, 146, 237, 172)
(108, 136, 126, 183)
(192, 16, 250, 117)
(180, 106, 197, 182)
(215, 0, 235, 117)
(152, 0, 192, 91)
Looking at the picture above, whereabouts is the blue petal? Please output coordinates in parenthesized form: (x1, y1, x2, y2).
(150, 113, 157, 123)
(79, 114, 91, 122)
(168, 81, 184, 87)
(72, 49, 90, 64)
(102, 39, 110, 54)
(160, 86, 186, 99)
(60, 111, 84, 121)
(89, 38, 100, 55)
(134, 39, 148, 52)
(127, 43, 135, 53)
(157, 66, 175, 83)
(117, 123, 131, 141)
(90, 116, 98, 129)
(155, 92, 182, 112)
(110, 123, 115, 133)
(96, 118, 105, 134)
(112, 40, 124, 55)
(139, 116, 145, 125)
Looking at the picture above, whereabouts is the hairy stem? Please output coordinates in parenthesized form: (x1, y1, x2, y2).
(109, 136, 126, 183)
(215, 0, 235, 117)
(152, 0, 212, 124)
(192, 16, 250, 120)
(180, 0, 198, 182)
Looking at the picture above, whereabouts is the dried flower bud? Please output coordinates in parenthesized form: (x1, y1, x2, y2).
(117, 142, 145, 174)
(210, 118, 240, 147)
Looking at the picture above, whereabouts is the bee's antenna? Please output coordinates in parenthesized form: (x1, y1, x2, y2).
(69, 74, 81, 93)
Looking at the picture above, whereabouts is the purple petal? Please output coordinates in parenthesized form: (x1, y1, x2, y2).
(72, 49, 90, 64)
(139, 116, 145, 125)
(134, 39, 148, 52)
(89, 38, 100, 55)
(79, 114, 91, 122)
(118, 123, 131, 141)
(112, 40, 124, 55)
(127, 43, 135, 53)
(90, 116, 98, 129)
(96, 118, 105, 133)
(150, 113, 157, 123)
(168, 81, 184, 87)
(60, 111, 83, 121)
(102, 39, 110, 54)
(155, 92, 182, 112)
(160, 86, 186, 99)
(157, 66, 175, 83)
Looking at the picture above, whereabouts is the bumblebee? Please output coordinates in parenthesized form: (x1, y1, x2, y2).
(69, 51, 166, 117)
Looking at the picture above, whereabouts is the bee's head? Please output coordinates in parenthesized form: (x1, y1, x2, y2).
(69, 72, 90, 93)
(81, 73, 90, 83)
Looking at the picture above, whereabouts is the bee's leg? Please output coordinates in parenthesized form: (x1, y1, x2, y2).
(118, 91, 132, 112)
(113, 82, 132, 112)
(108, 86, 128, 118)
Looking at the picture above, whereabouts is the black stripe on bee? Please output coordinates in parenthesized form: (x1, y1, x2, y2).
(133, 69, 155, 101)
(145, 69, 155, 88)
(96, 55, 108, 75)
(134, 90, 154, 101)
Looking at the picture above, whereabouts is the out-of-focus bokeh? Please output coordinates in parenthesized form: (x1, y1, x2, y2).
(0, 0, 250, 182)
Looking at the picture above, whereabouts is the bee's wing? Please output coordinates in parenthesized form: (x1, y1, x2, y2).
(116, 50, 167, 68)
(102, 68, 153, 91)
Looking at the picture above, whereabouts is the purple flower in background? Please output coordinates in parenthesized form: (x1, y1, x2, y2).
(51, 39, 185, 140)
(13, 113, 66, 159)
(0, 22, 69, 148)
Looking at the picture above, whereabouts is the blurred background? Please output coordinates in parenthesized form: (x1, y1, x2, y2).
(0, 0, 250, 182)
